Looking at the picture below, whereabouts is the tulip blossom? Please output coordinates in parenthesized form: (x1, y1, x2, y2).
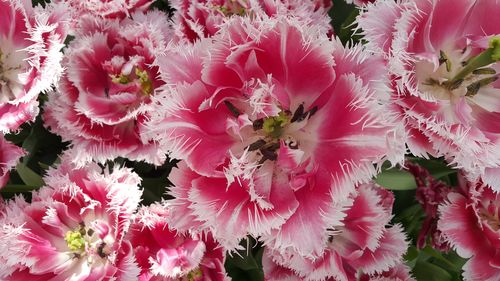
(262, 183, 408, 281)
(0, 135, 24, 189)
(128, 203, 229, 281)
(44, 11, 171, 166)
(58, 0, 153, 20)
(0, 0, 68, 132)
(148, 16, 402, 255)
(171, 0, 333, 41)
(438, 174, 500, 281)
(0, 159, 143, 280)
(357, 0, 500, 190)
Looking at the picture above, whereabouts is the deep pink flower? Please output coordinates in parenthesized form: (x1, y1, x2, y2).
(148, 16, 402, 254)
(262, 183, 408, 281)
(44, 12, 171, 166)
(128, 203, 229, 281)
(171, 0, 333, 41)
(0, 0, 68, 132)
(0, 158, 143, 280)
(0, 135, 24, 189)
(357, 0, 500, 190)
(439, 175, 500, 281)
(406, 162, 451, 251)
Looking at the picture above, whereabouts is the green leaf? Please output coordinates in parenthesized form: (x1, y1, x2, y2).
(413, 261, 452, 281)
(1, 184, 38, 193)
(15, 163, 44, 188)
(375, 169, 417, 190)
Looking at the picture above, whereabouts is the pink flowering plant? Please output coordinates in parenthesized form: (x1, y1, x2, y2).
(1, 0, 499, 280)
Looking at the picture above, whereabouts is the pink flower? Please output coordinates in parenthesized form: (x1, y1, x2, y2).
(345, 0, 374, 6)
(44, 12, 171, 166)
(54, 0, 154, 33)
(406, 162, 451, 251)
(171, 0, 332, 41)
(58, 0, 153, 19)
(358, 263, 415, 281)
(0, 0, 68, 132)
(357, 0, 500, 190)
(0, 158, 143, 280)
(438, 175, 500, 281)
(0, 135, 24, 189)
(148, 16, 402, 254)
(127, 203, 229, 281)
(262, 183, 408, 281)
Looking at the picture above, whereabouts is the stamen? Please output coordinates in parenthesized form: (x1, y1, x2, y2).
(291, 104, 305, 123)
(248, 139, 266, 151)
(224, 100, 241, 117)
(439, 50, 452, 72)
(252, 118, 263, 130)
(473, 68, 496, 75)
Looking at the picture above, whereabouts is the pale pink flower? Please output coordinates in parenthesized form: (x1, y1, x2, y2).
(128, 203, 229, 281)
(44, 11, 171, 166)
(148, 16, 402, 254)
(438, 174, 500, 281)
(406, 162, 451, 251)
(0, 135, 24, 189)
(357, 0, 500, 190)
(171, 0, 333, 41)
(0, 0, 68, 132)
(262, 183, 408, 281)
(0, 158, 143, 280)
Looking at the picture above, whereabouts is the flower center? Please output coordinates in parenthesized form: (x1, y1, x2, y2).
(262, 111, 289, 139)
(418, 37, 499, 101)
(64, 223, 112, 261)
(184, 268, 203, 281)
(65, 230, 85, 252)
(0, 47, 26, 103)
(110, 67, 153, 96)
(226, 101, 317, 164)
(213, 0, 248, 16)
(479, 198, 500, 232)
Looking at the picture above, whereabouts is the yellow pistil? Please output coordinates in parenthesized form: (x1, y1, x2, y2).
(65, 230, 85, 252)
(135, 68, 153, 96)
(186, 268, 203, 281)
(263, 111, 289, 139)
(111, 73, 131, 84)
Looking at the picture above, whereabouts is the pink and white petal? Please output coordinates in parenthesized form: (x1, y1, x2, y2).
(438, 192, 488, 258)
(349, 225, 408, 275)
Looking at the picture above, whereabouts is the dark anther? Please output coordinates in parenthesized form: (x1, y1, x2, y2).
(473, 68, 497, 75)
(104, 87, 109, 98)
(288, 140, 298, 149)
(252, 118, 264, 130)
(446, 78, 463, 90)
(224, 100, 241, 117)
(258, 142, 281, 163)
(259, 149, 277, 163)
(307, 106, 318, 119)
(87, 228, 94, 237)
(290, 104, 305, 123)
(466, 82, 481, 96)
(439, 50, 451, 72)
(248, 139, 266, 151)
(97, 242, 106, 258)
